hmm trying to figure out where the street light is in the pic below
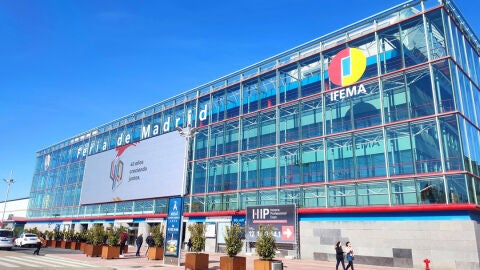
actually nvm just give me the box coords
[176,124,199,199]
[2,172,15,227]
[175,123,198,266]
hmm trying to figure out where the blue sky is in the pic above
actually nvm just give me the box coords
[1,0,479,200]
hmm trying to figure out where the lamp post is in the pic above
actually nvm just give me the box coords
[2,173,15,227]
[175,124,198,266]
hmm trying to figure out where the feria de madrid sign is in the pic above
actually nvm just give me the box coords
[68,47,368,161]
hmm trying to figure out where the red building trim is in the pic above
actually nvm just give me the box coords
[26,213,167,223]
[23,204,480,223]
[297,204,480,214]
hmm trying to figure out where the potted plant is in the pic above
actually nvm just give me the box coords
[253,225,278,270]
[85,225,104,257]
[45,230,54,247]
[61,230,73,249]
[185,223,209,270]
[220,223,246,270]
[52,230,62,248]
[78,230,88,251]
[147,224,165,260]
[71,231,81,250]
[101,226,121,259]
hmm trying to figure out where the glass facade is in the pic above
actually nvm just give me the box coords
[28,0,480,219]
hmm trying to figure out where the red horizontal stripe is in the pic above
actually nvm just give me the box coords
[20,204,480,223]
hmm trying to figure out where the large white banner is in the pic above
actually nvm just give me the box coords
[79,132,186,205]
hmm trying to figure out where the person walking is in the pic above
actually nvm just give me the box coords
[187,238,192,252]
[345,241,355,270]
[145,233,154,256]
[33,235,45,255]
[135,233,143,256]
[119,230,128,257]
[335,241,346,270]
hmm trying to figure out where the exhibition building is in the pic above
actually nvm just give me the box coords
[17,0,480,268]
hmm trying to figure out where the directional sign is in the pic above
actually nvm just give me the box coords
[245,204,297,244]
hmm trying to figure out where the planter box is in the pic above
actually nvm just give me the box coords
[101,246,120,259]
[61,241,72,249]
[147,247,164,260]
[80,242,87,252]
[124,245,128,253]
[220,256,246,270]
[51,240,61,248]
[84,244,102,257]
[49,240,55,248]
[253,259,272,270]
[46,240,53,247]
[70,242,80,250]
[185,253,209,270]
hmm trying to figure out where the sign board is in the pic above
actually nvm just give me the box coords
[245,204,296,244]
[164,197,183,257]
[80,132,185,205]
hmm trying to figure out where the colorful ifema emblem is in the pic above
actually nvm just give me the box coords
[328,47,367,87]
[110,157,124,190]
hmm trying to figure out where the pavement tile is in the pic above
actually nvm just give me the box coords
[44,245,415,270]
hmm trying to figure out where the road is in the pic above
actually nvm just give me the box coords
[0,247,110,269]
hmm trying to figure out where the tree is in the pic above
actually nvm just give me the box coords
[254,225,277,260]
[224,223,244,257]
[88,224,105,246]
[187,223,206,253]
[151,224,165,247]
[106,226,121,246]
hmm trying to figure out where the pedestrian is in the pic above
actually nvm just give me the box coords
[120,230,128,257]
[335,241,346,270]
[145,232,154,256]
[33,235,45,255]
[187,238,192,252]
[345,241,355,270]
[135,233,143,256]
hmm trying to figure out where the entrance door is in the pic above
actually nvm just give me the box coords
[127,223,139,246]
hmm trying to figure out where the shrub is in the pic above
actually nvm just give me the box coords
[254,225,277,261]
[224,223,244,257]
[106,226,121,246]
[46,230,54,240]
[88,224,105,246]
[187,223,206,253]
[53,230,62,240]
[63,230,74,241]
[151,224,165,248]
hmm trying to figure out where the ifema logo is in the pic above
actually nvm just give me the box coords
[109,143,136,191]
[110,158,124,191]
[328,47,367,101]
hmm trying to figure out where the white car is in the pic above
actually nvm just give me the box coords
[0,229,14,250]
[15,233,38,247]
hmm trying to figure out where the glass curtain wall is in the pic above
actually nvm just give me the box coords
[29,3,480,218]
[188,6,480,211]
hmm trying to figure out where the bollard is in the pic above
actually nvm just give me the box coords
[423,258,431,270]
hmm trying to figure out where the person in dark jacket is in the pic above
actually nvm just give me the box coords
[135,233,143,256]
[335,241,346,270]
[145,233,154,256]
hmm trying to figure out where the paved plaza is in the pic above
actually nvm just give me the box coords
[43,245,416,270]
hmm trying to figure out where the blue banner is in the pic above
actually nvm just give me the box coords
[164,197,183,257]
